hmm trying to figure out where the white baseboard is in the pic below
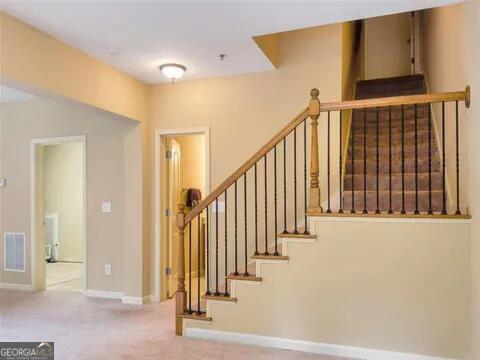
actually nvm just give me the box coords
[121,294,153,305]
[184,328,456,360]
[85,289,123,300]
[0,282,34,291]
[149,294,160,302]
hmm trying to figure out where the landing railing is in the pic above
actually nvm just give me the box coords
[174,86,470,334]
[316,87,470,216]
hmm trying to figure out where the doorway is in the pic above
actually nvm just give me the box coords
[154,128,209,301]
[31,136,86,292]
[364,12,412,79]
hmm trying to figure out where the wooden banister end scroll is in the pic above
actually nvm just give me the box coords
[175,203,187,336]
[308,89,323,213]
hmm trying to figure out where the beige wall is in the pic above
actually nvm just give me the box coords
[44,143,84,262]
[423,5,470,213]
[0,12,149,123]
[422,4,480,357]
[364,13,411,80]
[0,98,143,297]
[189,217,471,359]
[147,23,344,294]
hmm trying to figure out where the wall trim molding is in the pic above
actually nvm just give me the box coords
[310,215,471,225]
[121,295,153,305]
[184,328,457,360]
[153,127,211,302]
[30,135,87,292]
[85,289,123,300]
[0,282,34,291]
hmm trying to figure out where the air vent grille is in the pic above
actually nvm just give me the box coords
[4,232,25,272]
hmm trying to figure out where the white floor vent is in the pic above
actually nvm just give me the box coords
[4,232,25,272]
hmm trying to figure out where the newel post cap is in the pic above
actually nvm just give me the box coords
[309,88,320,116]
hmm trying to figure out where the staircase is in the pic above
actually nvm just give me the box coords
[343,75,443,213]
[174,84,470,354]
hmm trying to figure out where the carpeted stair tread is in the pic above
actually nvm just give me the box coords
[344,75,442,213]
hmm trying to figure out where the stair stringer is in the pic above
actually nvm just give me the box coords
[183,216,470,360]
[182,234,316,332]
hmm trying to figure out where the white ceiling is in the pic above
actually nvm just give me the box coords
[0,0,461,84]
[0,85,37,103]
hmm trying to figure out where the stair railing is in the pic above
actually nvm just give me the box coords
[314,86,470,216]
[174,86,470,335]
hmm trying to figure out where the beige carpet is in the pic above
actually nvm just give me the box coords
[0,289,351,360]
[46,262,83,292]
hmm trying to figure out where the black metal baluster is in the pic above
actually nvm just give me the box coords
[274,146,279,255]
[294,128,298,233]
[388,106,393,214]
[304,120,309,233]
[401,105,406,214]
[327,111,331,213]
[205,207,210,296]
[254,163,259,255]
[224,191,229,296]
[234,181,238,275]
[264,155,269,255]
[428,105,433,215]
[351,110,356,214]
[214,199,219,296]
[442,102,447,215]
[283,138,288,234]
[375,107,380,214]
[414,104,419,214]
[339,111,343,214]
[363,108,367,214]
[244,173,249,275]
[188,221,192,313]
[455,100,461,215]
[197,215,201,314]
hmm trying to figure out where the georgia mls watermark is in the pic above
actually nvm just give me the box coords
[0,342,54,360]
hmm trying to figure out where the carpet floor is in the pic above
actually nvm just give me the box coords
[0,289,351,360]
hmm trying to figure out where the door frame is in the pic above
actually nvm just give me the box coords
[153,127,210,302]
[44,213,59,260]
[30,135,87,292]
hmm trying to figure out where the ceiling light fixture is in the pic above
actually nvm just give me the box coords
[159,63,187,83]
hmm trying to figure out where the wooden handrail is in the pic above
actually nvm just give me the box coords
[184,108,310,225]
[318,86,470,113]
[183,86,470,225]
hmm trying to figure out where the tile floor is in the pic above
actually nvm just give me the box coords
[46,262,83,292]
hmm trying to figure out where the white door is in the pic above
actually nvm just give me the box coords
[364,12,412,80]
[166,139,181,298]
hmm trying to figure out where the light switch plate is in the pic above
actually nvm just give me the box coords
[102,202,112,213]
[0,178,6,188]
[104,264,111,276]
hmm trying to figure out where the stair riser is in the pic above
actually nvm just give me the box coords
[342,191,445,213]
[343,173,443,192]
[353,118,431,132]
[353,106,429,121]
[350,130,433,147]
[345,158,441,174]
[348,143,439,158]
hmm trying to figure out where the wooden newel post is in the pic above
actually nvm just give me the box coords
[175,203,187,336]
[308,88,322,213]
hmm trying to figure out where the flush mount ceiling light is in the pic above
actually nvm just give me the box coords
[159,63,187,83]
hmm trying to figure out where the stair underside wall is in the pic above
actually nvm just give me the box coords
[186,217,470,359]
